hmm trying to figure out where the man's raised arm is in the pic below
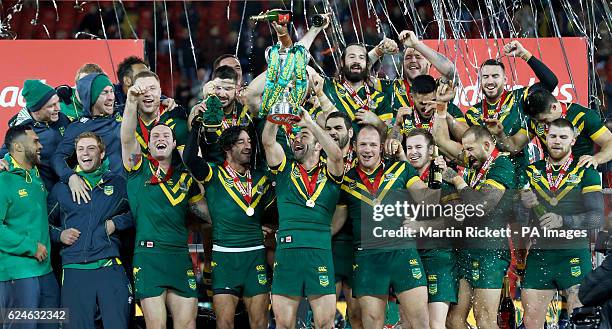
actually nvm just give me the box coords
[262,120,286,168]
[120,84,144,170]
[297,109,343,177]
[400,30,457,81]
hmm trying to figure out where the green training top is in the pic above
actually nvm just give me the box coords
[126,156,202,253]
[0,155,51,281]
[271,155,343,250]
[199,163,273,248]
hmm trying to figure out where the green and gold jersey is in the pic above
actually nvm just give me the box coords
[322,77,393,133]
[523,103,608,158]
[524,158,602,248]
[332,149,358,244]
[463,153,515,248]
[399,103,465,136]
[270,155,343,250]
[135,105,190,156]
[466,87,531,185]
[126,157,202,253]
[340,160,421,254]
[202,102,252,164]
[198,163,273,248]
[379,79,413,111]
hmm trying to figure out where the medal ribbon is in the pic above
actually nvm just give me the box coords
[356,164,384,196]
[419,164,430,183]
[138,104,166,143]
[148,156,173,185]
[484,90,508,120]
[469,149,500,188]
[545,154,573,192]
[223,161,252,204]
[402,79,415,107]
[412,111,435,132]
[342,80,372,111]
[298,164,320,197]
[344,148,354,173]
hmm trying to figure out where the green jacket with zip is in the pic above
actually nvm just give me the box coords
[0,154,51,281]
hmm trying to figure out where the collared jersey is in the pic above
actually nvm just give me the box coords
[466,87,532,185]
[126,157,202,253]
[332,150,358,244]
[198,163,273,248]
[270,155,343,250]
[524,159,601,248]
[523,103,608,158]
[322,77,393,133]
[340,160,421,254]
[400,103,465,135]
[462,154,515,248]
[135,105,190,156]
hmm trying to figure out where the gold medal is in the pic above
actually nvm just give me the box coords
[549,197,558,206]
[306,200,315,208]
[246,207,255,216]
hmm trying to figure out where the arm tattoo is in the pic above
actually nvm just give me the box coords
[442,167,459,183]
[458,184,505,216]
[190,203,211,224]
[130,153,142,166]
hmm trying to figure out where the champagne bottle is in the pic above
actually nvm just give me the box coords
[498,276,516,329]
[428,146,442,189]
[522,184,547,218]
[311,14,326,27]
[250,9,292,24]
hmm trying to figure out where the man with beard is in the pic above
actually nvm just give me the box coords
[0,80,70,191]
[262,109,344,329]
[183,124,273,329]
[0,126,60,329]
[519,118,603,329]
[188,66,252,163]
[130,71,189,156]
[53,73,120,204]
[323,111,362,328]
[438,126,516,329]
[48,132,133,329]
[402,128,459,329]
[320,43,393,133]
[121,81,210,329]
[491,88,612,169]
[333,125,439,329]
[388,75,465,144]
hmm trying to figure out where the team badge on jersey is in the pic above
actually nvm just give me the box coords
[472,269,480,281]
[428,283,438,295]
[258,274,267,285]
[319,275,330,287]
[536,123,546,136]
[411,268,422,279]
[570,266,581,277]
[104,186,114,196]
[188,278,197,290]
[567,174,580,184]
